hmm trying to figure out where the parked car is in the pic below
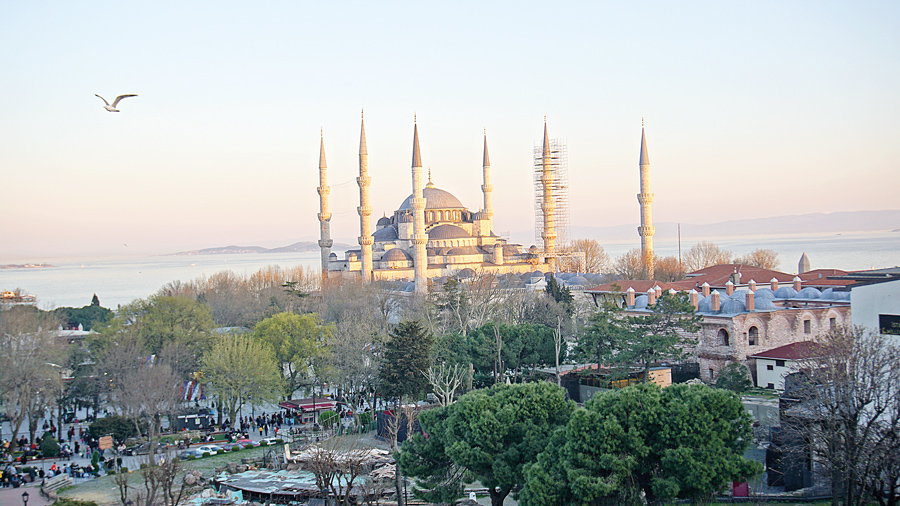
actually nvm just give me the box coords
[123,442,167,456]
[179,448,205,459]
[258,437,283,446]
[196,444,222,455]
[221,439,256,451]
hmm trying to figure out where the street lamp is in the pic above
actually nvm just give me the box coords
[22,490,29,506]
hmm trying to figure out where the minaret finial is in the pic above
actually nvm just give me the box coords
[428,167,432,183]
[642,116,644,127]
[361,108,364,119]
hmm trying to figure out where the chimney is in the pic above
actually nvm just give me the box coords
[711,290,721,311]
[793,276,802,292]
[725,279,734,296]
[770,277,779,291]
[689,289,699,310]
[626,287,635,307]
[668,288,677,296]
[702,282,710,298]
[747,290,755,311]
[655,285,663,298]
[748,279,757,291]
[647,288,656,306]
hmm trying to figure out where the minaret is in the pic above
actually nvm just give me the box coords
[637,118,655,279]
[482,130,494,227]
[410,118,428,294]
[541,118,557,271]
[357,110,374,282]
[316,130,333,273]
[798,252,810,274]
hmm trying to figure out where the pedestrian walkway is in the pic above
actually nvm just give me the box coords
[0,482,54,506]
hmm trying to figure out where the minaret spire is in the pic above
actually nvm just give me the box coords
[637,119,655,279]
[316,130,333,273]
[358,109,373,282]
[481,129,494,225]
[541,117,557,271]
[410,119,428,293]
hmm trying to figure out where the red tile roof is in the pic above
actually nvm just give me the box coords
[749,341,817,360]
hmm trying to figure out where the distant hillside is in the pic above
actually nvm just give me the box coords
[570,210,900,241]
[167,241,354,256]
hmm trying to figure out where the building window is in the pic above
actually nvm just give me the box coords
[767,383,775,389]
[804,319,811,334]
[748,326,758,346]
[767,364,774,371]
[830,317,836,329]
[776,360,785,367]
[709,368,715,380]
[717,328,730,346]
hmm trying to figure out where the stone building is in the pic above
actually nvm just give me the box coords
[586,266,853,383]
[317,116,560,292]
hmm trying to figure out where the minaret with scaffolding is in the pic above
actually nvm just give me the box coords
[534,119,569,271]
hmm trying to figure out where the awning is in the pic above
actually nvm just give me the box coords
[278,397,338,411]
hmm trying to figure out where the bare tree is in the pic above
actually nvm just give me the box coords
[682,241,733,272]
[423,363,466,407]
[612,248,647,280]
[734,248,780,270]
[654,255,685,282]
[785,326,900,506]
[559,239,611,273]
[0,306,65,451]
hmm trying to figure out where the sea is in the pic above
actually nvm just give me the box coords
[1,230,898,310]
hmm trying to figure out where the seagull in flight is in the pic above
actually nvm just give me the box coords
[95,93,137,112]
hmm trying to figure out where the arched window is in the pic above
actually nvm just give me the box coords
[717,328,730,346]
[438,211,443,221]
[748,326,759,346]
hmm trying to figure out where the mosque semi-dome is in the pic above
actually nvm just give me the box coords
[399,186,466,211]
[382,248,413,262]
[428,224,471,240]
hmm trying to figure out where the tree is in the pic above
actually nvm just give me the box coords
[733,248,780,270]
[438,382,575,506]
[397,405,466,504]
[252,311,332,399]
[379,320,433,401]
[520,383,762,506]
[53,301,112,331]
[573,300,630,373]
[560,239,610,273]
[429,272,505,337]
[613,248,647,280]
[0,306,66,452]
[545,275,573,309]
[784,326,900,506]
[201,334,283,430]
[619,292,700,381]
[715,362,753,394]
[682,241,733,272]
[91,295,214,376]
[653,255,685,282]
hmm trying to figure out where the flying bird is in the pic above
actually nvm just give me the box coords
[95,93,137,112]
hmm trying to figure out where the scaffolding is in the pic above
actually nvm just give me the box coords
[533,139,570,250]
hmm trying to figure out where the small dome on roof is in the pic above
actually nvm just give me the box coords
[428,224,471,240]
[634,294,649,309]
[329,252,337,259]
[774,286,799,299]
[569,275,588,286]
[447,246,481,255]
[457,268,476,279]
[821,288,835,299]
[376,215,392,227]
[755,298,776,310]
[798,287,822,299]
[755,288,776,299]
[721,297,746,314]
[698,295,712,312]
[382,248,412,262]
[373,226,398,241]
[399,186,466,211]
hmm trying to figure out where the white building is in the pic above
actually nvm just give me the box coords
[849,273,900,344]
[749,341,816,390]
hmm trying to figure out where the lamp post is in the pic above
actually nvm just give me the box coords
[22,490,29,506]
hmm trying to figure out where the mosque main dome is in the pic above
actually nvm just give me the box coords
[398,186,466,211]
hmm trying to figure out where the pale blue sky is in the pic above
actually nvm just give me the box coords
[1,1,898,262]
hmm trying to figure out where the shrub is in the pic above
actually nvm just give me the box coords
[715,362,753,394]
[231,446,240,452]
[120,467,129,473]
[54,499,100,506]
[217,449,225,454]
[87,415,142,442]
[357,412,372,426]
[41,430,60,458]
[202,452,210,457]
[258,441,268,447]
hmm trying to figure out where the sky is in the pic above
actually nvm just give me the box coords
[1,1,898,263]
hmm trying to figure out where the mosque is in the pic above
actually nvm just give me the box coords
[316,115,561,293]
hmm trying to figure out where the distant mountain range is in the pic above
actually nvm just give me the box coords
[570,210,900,241]
[166,241,354,256]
